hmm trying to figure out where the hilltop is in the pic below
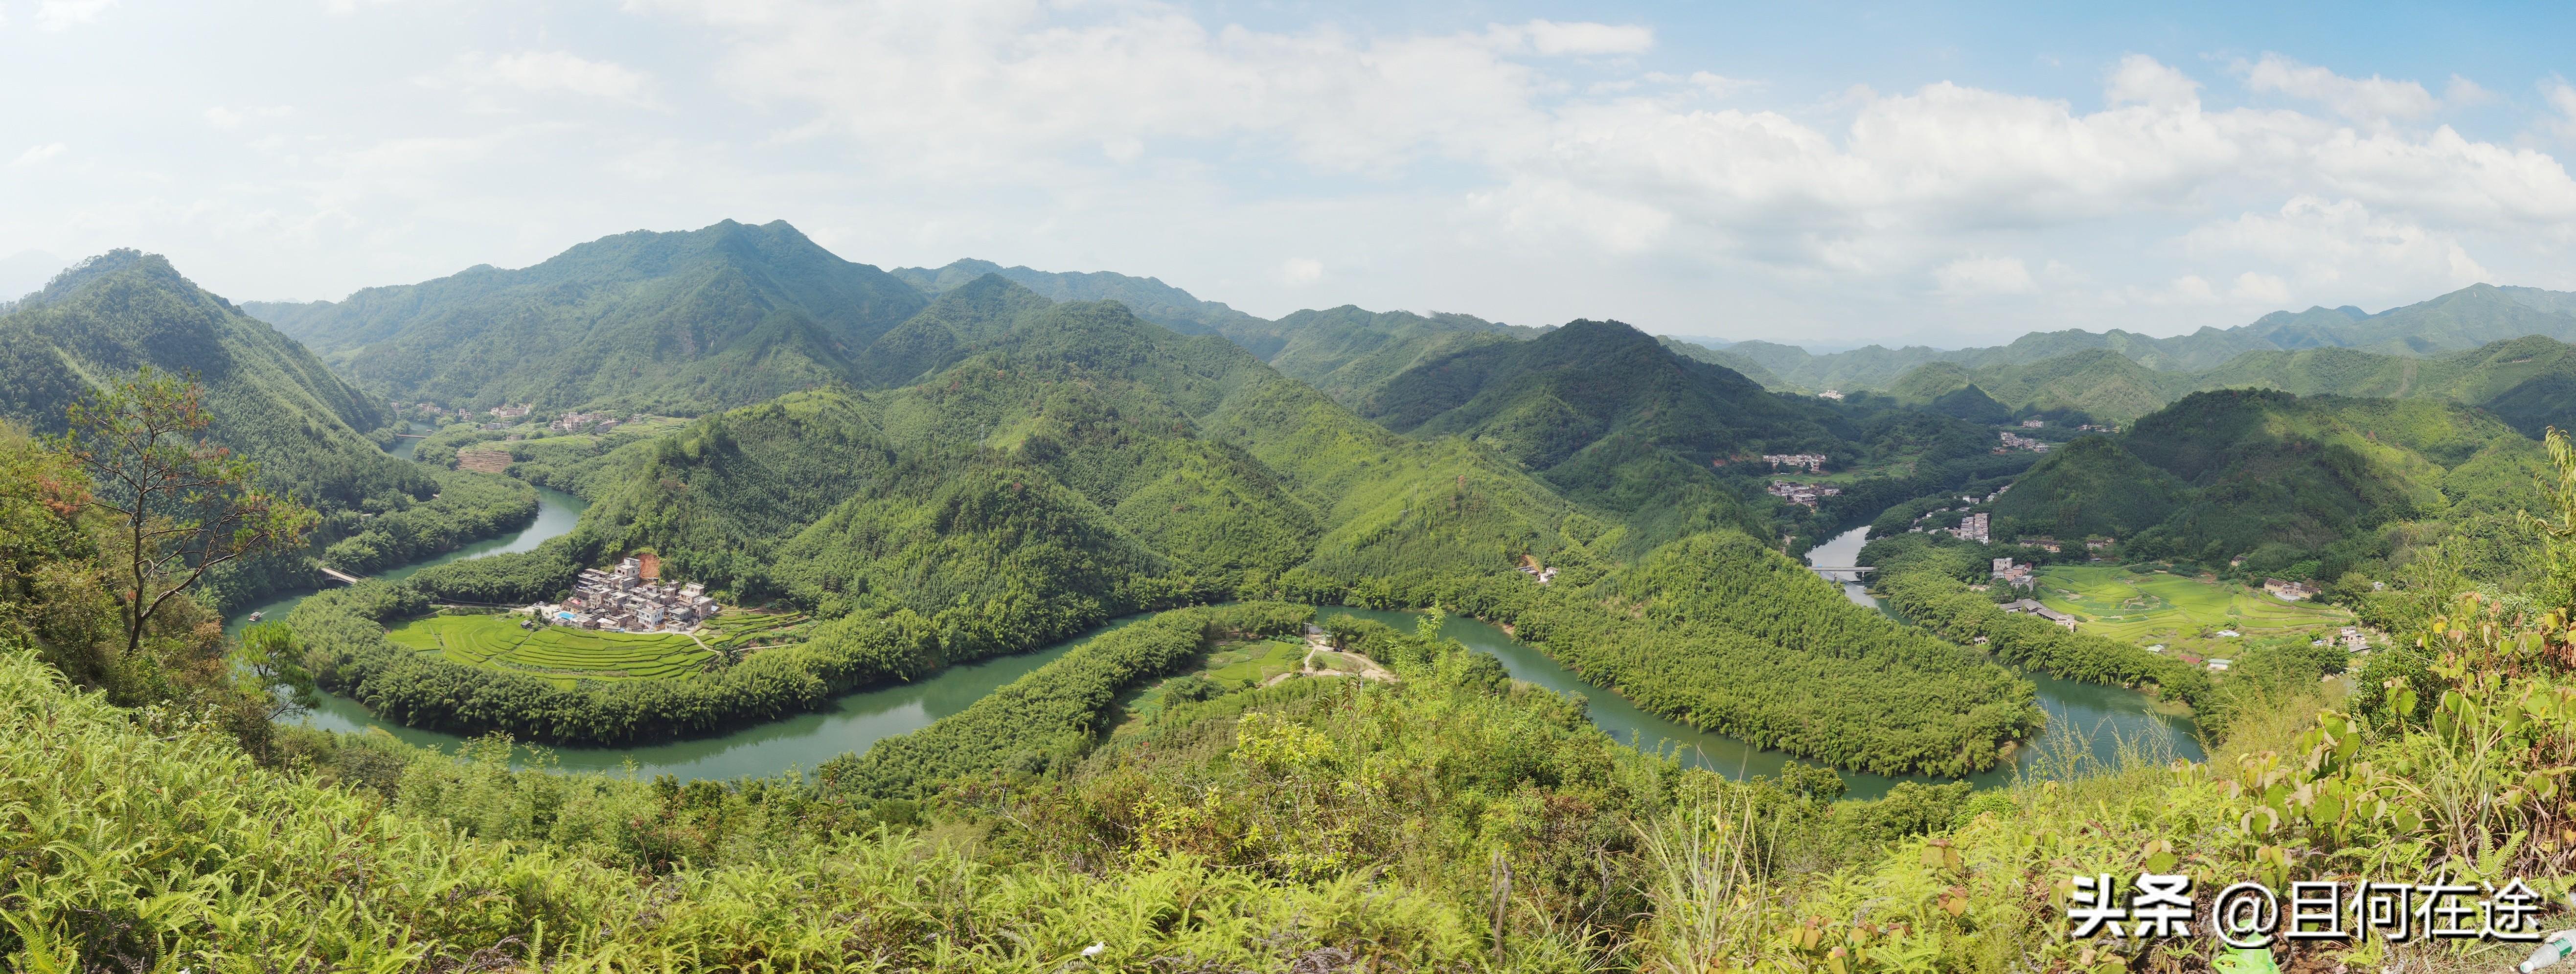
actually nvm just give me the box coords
[1994,389,2544,576]
[1357,319,1843,550]
[0,250,426,512]
[246,220,929,415]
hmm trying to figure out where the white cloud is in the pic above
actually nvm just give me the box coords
[12,143,65,167]
[205,105,293,129]
[2183,196,2489,297]
[1491,19,1654,57]
[428,51,653,104]
[2445,75,2496,108]
[34,0,115,30]
[2543,79,2576,143]
[1275,257,1323,285]
[1933,256,2037,296]
[2237,53,2437,123]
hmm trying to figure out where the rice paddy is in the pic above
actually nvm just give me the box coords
[2030,565,2351,661]
[385,613,716,687]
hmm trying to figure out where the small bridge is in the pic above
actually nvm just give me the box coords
[392,433,427,439]
[1808,566,1875,574]
[319,566,367,586]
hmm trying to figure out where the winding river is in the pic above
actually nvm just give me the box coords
[235,436,2199,793]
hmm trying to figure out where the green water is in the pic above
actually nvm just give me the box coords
[222,485,591,641]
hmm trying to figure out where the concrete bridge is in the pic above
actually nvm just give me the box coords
[319,566,366,586]
[1808,566,1875,574]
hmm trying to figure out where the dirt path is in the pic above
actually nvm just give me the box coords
[1264,635,1397,686]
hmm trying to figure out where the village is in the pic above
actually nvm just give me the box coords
[521,555,726,634]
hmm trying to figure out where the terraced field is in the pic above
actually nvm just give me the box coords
[385,613,715,687]
[699,612,813,655]
[2031,565,2350,661]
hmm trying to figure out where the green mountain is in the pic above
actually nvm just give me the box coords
[245,220,929,415]
[0,250,427,512]
[1672,283,2576,396]
[1888,334,2576,430]
[847,272,1055,387]
[888,258,1269,337]
[1887,350,2195,424]
[1995,389,2543,571]
[1251,306,1536,408]
[1658,335,1784,387]
[889,260,1542,410]
[1358,319,1846,550]
[584,298,1587,621]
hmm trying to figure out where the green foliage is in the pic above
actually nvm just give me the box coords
[0,253,425,523]
[1360,319,1846,551]
[1504,531,2042,776]
[318,469,537,574]
[818,602,1310,798]
[1999,389,2546,573]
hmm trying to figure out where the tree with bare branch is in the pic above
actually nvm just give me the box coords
[54,367,317,658]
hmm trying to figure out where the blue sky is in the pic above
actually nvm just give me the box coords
[5,1,2576,348]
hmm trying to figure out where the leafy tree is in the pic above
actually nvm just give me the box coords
[55,368,316,657]
[234,622,317,720]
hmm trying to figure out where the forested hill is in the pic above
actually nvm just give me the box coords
[1358,318,1843,552]
[0,250,428,512]
[242,220,928,415]
[889,258,1269,337]
[1673,282,2576,396]
[889,259,1543,410]
[1880,333,2576,430]
[1993,389,2544,573]
[579,297,1586,622]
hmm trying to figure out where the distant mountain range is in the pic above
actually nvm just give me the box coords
[1671,283,2576,396]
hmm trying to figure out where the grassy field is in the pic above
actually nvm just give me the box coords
[1114,638,1310,727]
[385,613,716,687]
[697,612,813,655]
[2030,565,2350,662]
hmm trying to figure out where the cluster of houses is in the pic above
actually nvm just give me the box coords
[1931,512,1990,544]
[1767,480,1844,507]
[2019,419,2044,429]
[1996,431,2052,453]
[2076,423,2119,433]
[2264,577,2324,601]
[525,557,723,634]
[548,411,620,434]
[1515,555,1559,585]
[1817,389,1845,401]
[1760,453,1829,473]
[488,404,532,419]
[1991,557,2036,589]
[2002,598,2078,630]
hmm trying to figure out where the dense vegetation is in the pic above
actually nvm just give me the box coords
[817,601,1310,798]
[1361,319,1840,552]
[0,251,423,512]
[1506,532,2041,776]
[17,349,2576,970]
[317,469,537,574]
[1994,389,2545,576]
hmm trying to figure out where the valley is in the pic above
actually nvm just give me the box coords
[6,221,2569,971]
